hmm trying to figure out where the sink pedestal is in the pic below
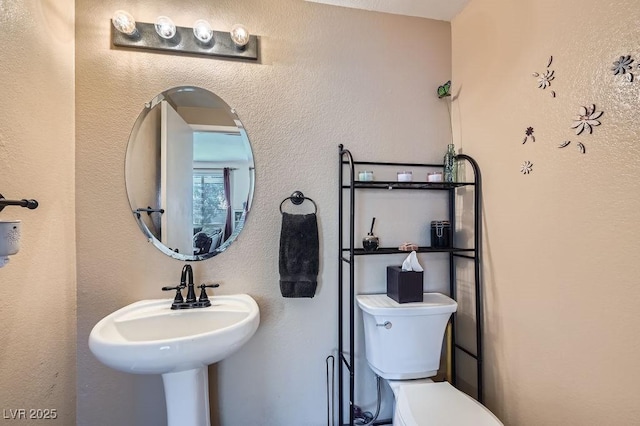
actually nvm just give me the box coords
[89,295,260,426]
[162,367,210,426]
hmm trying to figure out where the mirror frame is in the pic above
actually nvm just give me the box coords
[125,86,255,261]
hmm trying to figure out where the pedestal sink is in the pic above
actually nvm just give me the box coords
[89,294,260,426]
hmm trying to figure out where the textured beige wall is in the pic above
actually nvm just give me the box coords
[75,1,451,425]
[452,0,640,424]
[0,0,76,424]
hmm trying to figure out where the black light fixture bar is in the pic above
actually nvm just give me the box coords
[111,22,259,61]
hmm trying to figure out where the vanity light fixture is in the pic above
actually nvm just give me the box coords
[110,10,258,61]
[154,16,177,40]
[112,10,138,37]
[229,24,250,48]
[193,19,214,44]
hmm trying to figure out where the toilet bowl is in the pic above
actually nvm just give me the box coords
[393,381,502,426]
[356,293,502,426]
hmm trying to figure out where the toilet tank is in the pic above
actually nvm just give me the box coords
[356,293,457,380]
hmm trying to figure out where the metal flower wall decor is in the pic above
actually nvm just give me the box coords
[518,54,610,166]
[612,55,637,82]
[558,140,587,154]
[520,161,533,175]
[532,56,556,97]
[553,104,603,154]
[522,127,535,144]
[551,104,602,155]
[577,142,586,154]
[571,104,603,135]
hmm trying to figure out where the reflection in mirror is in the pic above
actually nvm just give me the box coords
[125,86,255,261]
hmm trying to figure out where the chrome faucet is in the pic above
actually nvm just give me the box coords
[162,264,220,310]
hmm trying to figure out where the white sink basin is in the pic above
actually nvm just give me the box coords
[89,294,260,375]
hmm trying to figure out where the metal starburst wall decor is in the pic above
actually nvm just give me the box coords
[557,140,586,154]
[571,104,603,135]
[611,55,636,82]
[522,127,535,144]
[520,161,533,175]
[515,54,617,165]
[532,56,556,97]
[554,105,602,155]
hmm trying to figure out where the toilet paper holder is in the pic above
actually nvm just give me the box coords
[0,193,38,268]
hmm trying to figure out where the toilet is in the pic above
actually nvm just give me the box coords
[356,293,502,426]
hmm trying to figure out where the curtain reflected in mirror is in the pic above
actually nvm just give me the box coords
[125,86,255,261]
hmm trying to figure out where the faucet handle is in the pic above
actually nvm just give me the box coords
[162,285,185,304]
[198,283,220,303]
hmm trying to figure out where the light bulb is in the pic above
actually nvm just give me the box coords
[193,19,214,44]
[230,24,250,48]
[112,10,137,36]
[155,16,176,40]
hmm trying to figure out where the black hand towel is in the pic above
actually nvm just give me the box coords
[279,212,319,298]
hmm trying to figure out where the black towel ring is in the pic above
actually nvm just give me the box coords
[279,191,317,214]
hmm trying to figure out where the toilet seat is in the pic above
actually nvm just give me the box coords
[393,382,502,426]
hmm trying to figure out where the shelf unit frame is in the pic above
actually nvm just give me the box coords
[337,145,484,426]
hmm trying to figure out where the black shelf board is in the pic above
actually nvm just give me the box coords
[343,159,443,168]
[343,246,475,255]
[342,181,475,190]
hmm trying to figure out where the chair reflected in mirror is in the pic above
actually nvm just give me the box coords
[193,228,223,255]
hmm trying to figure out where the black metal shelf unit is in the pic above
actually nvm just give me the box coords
[337,144,484,426]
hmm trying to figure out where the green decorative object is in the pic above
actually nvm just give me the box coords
[443,144,457,182]
[437,80,451,98]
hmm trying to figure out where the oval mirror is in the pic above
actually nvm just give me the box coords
[125,86,255,261]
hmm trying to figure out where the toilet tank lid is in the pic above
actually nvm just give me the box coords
[356,293,457,316]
